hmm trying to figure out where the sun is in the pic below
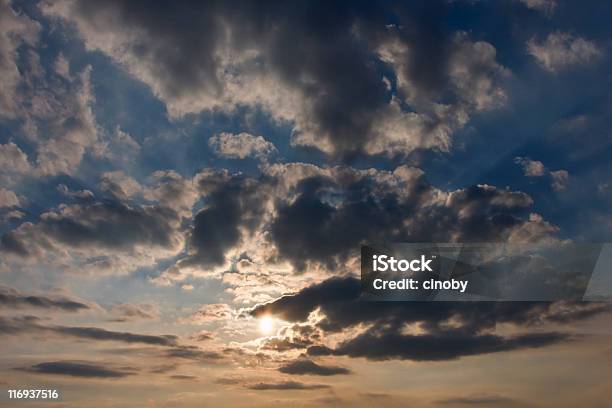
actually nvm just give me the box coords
[258,316,275,335]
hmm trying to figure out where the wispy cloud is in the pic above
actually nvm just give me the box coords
[0,286,89,312]
[19,361,137,378]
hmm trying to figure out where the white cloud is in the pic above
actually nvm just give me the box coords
[33,66,98,176]
[528,32,602,72]
[57,184,94,200]
[514,157,570,192]
[53,52,72,80]
[0,142,32,184]
[0,1,100,178]
[4,210,25,221]
[209,132,277,160]
[99,171,142,199]
[187,303,235,324]
[448,33,510,112]
[92,126,141,166]
[0,188,20,208]
[142,170,199,216]
[0,50,99,178]
[108,303,159,322]
[518,0,557,16]
[550,169,569,191]
[0,0,40,118]
[514,157,546,177]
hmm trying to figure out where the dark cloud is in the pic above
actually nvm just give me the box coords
[0,315,42,335]
[0,231,30,257]
[215,377,243,385]
[316,330,567,361]
[252,277,362,322]
[435,394,518,406]
[253,277,612,333]
[44,0,507,157]
[269,169,535,271]
[164,345,224,361]
[42,201,179,250]
[278,359,350,376]
[150,364,178,374]
[20,361,136,378]
[247,381,330,391]
[0,315,178,346]
[0,285,89,312]
[0,199,181,260]
[149,164,548,284]
[360,392,393,399]
[253,277,610,361]
[177,171,266,267]
[54,326,177,346]
[170,375,197,381]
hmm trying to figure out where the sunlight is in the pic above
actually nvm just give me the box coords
[258,316,275,335]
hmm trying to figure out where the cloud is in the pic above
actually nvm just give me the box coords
[266,165,536,271]
[518,0,556,16]
[99,170,198,214]
[163,346,223,361]
[528,32,602,72]
[0,315,178,346]
[514,157,546,177]
[247,381,330,391]
[514,158,570,192]
[2,49,98,177]
[57,184,94,201]
[0,0,40,119]
[4,210,25,222]
[0,0,101,178]
[160,170,267,276]
[170,374,197,381]
[152,163,549,290]
[0,198,184,275]
[54,52,72,80]
[99,171,142,200]
[278,359,350,376]
[31,65,98,176]
[43,1,509,158]
[190,330,213,342]
[252,277,361,322]
[0,188,20,208]
[435,393,518,406]
[315,329,567,362]
[260,323,322,352]
[252,277,611,362]
[0,142,32,185]
[107,303,158,322]
[52,326,177,346]
[550,169,569,192]
[142,170,199,214]
[0,285,89,312]
[209,132,277,160]
[92,126,141,166]
[187,303,234,324]
[20,361,136,378]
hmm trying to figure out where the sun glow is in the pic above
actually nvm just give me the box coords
[259,316,275,335]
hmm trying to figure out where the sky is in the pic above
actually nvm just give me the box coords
[1,0,612,407]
